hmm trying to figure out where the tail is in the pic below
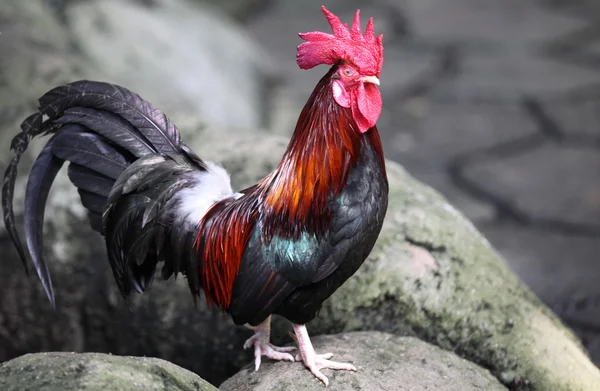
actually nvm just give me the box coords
[2,80,201,307]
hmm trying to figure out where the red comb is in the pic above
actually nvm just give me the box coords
[297,6,383,76]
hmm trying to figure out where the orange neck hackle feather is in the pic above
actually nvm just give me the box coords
[258,64,384,239]
[195,64,385,310]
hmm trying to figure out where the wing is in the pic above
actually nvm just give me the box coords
[225,223,300,326]
[226,212,358,326]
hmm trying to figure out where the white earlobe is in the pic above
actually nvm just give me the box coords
[332,80,351,108]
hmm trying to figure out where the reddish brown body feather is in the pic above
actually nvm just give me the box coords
[194,195,258,309]
[195,64,385,310]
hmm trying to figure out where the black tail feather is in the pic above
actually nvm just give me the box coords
[107,155,168,205]
[88,213,103,233]
[67,164,114,198]
[2,80,206,307]
[51,130,129,180]
[105,197,148,296]
[78,190,108,217]
[102,152,202,298]
[2,114,45,274]
[38,81,182,156]
[23,130,70,308]
[128,255,158,294]
[128,180,188,261]
[55,107,157,158]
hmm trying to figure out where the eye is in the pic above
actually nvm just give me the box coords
[343,68,353,76]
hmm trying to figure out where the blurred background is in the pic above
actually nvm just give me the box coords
[1,0,600,372]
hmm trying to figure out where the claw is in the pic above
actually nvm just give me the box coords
[303,353,357,387]
[243,316,296,371]
[247,341,295,371]
[292,324,357,387]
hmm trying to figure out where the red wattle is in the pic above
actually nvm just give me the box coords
[352,83,382,133]
[351,103,370,133]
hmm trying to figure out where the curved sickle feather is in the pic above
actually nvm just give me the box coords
[2,113,45,274]
[39,81,181,156]
[3,133,31,274]
[54,107,157,157]
[23,128,81,307]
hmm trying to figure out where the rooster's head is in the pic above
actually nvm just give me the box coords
[296,6,384,133]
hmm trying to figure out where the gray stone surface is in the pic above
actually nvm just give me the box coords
[540,91,600,138]
[464,144,600,226]
[194,0,273,21]
[66,0,277,131]
[0,352,217,391]
[480,224,600,307]
[220,332,508,391]
[0,0,85,166]
[0,0,278,144]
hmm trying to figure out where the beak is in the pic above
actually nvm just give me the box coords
[361,75,380,86]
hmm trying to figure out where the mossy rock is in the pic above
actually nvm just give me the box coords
[0,352,216,391]
[1,127,600,389]
[221,331,508,391]
[199,131,600,391]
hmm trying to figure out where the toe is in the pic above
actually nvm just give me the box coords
[266,350,295,362]
[254,346,262,371]
[309,367,329,387]
[318,360,356,372]
[269,344,296,353]
[243,335,257,350]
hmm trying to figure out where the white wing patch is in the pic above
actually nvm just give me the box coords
[176,161,240,225]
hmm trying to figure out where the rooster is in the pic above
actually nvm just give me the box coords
[2,6,387,386]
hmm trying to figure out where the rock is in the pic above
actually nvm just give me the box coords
[0,0,277,147]
[220,331,508,391]
[66,0,278,131]
[0,0,87,169]
[0,352,216,391]
[463,144,600,227]
[1,127,599,389]
[195,0,273,21]
[204,133,600,391]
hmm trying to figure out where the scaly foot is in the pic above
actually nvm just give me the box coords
[292,324,356,387]
[243,316,296,371]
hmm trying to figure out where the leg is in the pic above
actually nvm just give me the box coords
[243,315,296,371]
[292,324,356,387]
